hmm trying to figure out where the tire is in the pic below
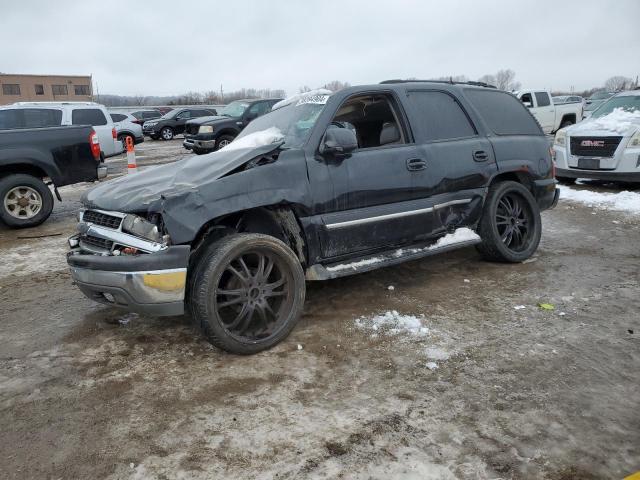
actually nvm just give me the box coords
[556,176,576,185]
[189,233,306,354]
[150,134,160,140]
[215,135,235,150]
[160,127,174,141]
[118,133,133,150]
[0,174,54,228]
[475,181,542,263]
[560,120,574,129]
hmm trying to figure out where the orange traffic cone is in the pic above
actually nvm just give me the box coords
[126,136,137,174]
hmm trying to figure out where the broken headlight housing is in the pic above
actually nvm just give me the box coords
[121,214,164,244]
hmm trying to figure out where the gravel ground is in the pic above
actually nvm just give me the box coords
[0,138,638,479]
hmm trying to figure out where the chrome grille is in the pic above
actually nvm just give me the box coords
[570,136,622,158]
[81,235,113,250]
[83,210,122,229]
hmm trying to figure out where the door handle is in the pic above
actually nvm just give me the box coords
[473,150,489,162]
[406,158,427,171]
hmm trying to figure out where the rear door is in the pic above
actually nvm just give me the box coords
[533,91,555,133]
[404,89,495,236]
[71,107,116,156]
[173,110,192,133]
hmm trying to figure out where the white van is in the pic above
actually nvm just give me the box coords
[0,102,123,158]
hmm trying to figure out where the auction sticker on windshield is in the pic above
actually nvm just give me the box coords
[296,94,331,106]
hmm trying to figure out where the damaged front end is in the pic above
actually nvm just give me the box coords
[67,209,189,316]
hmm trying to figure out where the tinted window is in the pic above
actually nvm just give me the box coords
[110,113,127,122]
[0,108,62,129]
[72,108,107,126]
[52,84,68,95]
[74,85,91,95]
[535,92,550,107]
[2,84,21,95]
[407,91,476,141]
[464,89,542,135]
[248,102,271,117]
[143,111,160,119]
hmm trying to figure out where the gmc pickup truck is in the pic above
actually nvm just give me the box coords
[68,81,558,354]
[0,126,106,227]
[515,89,583,133]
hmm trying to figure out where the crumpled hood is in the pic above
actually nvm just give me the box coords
[82,142,282,213]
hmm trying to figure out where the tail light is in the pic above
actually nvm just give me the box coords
[112,127,117,139]
[90,130,101,159]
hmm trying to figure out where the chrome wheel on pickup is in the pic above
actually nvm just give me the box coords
[0,174,54,228]
[189,233,305,354]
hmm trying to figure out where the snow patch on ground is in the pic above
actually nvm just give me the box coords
[326,256,383,272]
[220,127,283,151]
[571,108,640,134]
[393,228,480,257]
[0,236,68,279]
[355,310,429,337]
[561,186,640,214]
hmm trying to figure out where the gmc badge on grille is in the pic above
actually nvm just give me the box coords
[581,140,605,147]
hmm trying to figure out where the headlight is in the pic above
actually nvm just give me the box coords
[198,125,214,134]
[554,129,567,147]
[122,214,164,243]
[627,131,640,149]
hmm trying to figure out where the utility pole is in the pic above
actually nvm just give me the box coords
[220,84,223,104]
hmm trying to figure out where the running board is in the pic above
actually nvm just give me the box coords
[305,237,481,281]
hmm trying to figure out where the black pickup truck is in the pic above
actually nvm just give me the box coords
[183,99,281,154]
[0,126,106,228]
[68,82,558,354]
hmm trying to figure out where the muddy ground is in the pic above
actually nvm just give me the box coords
[0,139,638,479]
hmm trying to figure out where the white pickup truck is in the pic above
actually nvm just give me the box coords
[514,89,583,134]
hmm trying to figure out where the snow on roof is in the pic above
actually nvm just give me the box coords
[572,107,640,134]
[271,89,332,111]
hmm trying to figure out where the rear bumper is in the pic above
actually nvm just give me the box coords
[67,245,190,316]
[533,178,559,210]
[97,166,108,179]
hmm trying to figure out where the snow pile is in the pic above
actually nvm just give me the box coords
[355,310,429,337]
[271,89,332,110]
[326,256,383,272]
[571,108,640,134]
[393,227,480,258]
[219,127,283,152]
[561,186,640,214]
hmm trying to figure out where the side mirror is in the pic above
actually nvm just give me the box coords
[522,101,533,108]
[320,127,358,156]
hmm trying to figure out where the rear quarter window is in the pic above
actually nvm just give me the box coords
[464,89,542,135]
[110,113,127,122]
[72,108,108,126]
[407,90,476,141]
[0,108,62,129]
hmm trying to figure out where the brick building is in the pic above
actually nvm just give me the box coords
[0,73,93,105]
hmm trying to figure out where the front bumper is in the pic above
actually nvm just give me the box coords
[556,167,640,183]
[68,245,190,316]
[553,140,640,182]
[183,135,216,151]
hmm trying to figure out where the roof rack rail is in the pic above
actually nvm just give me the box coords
[379,79,497,89]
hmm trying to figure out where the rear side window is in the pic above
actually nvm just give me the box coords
[535,92,551,107]
[464,89,542,135]
[110,113,127,122]
[72,108,107,126]
[0,108,62,129]
[407,91,476,141]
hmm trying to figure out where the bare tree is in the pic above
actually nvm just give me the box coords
[604,76,633,92]
[298,86,311,93]
[477,74,496,87]
[495,69,520,91]
[323,80,351,92]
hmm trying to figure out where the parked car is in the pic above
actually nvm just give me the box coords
[129,109,162,126]
[0,102,122,158]
[109,112,144,148]
[553,90,640,183]
[552,95,583,105]
[514,89,582,133]
[67,81,558,354]
[142,107,216,140]
[0,125,105,227]
[583,91,615,119]
[183,99,282,154]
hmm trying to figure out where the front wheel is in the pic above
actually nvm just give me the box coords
[215,135,235,150]
[189,233,306,354]
[0,174,54,228]
[476,181,542,263]
[160,127,174,141]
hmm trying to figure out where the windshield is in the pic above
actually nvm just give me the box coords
[591,95,640,118]
[160,109,179,119]
[234,100,329,148]
[590,91,613,101]
[218,101,249,118]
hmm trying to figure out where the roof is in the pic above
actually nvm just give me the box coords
[11,101,100,106]
[380,79,497,89]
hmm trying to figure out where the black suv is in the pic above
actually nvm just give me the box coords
[68,82,559,354]
[143,107,216,140]
[183,99,281,154]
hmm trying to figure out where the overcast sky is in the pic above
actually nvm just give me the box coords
[2,0,639,96]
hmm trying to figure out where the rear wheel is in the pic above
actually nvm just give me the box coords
[0,174,54,228]
[560,119,574,129]
[118,133,133,150]
[215,135,235,150]
[476,181,541,263]
[160,127,174,141]
[189,233,305,354]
